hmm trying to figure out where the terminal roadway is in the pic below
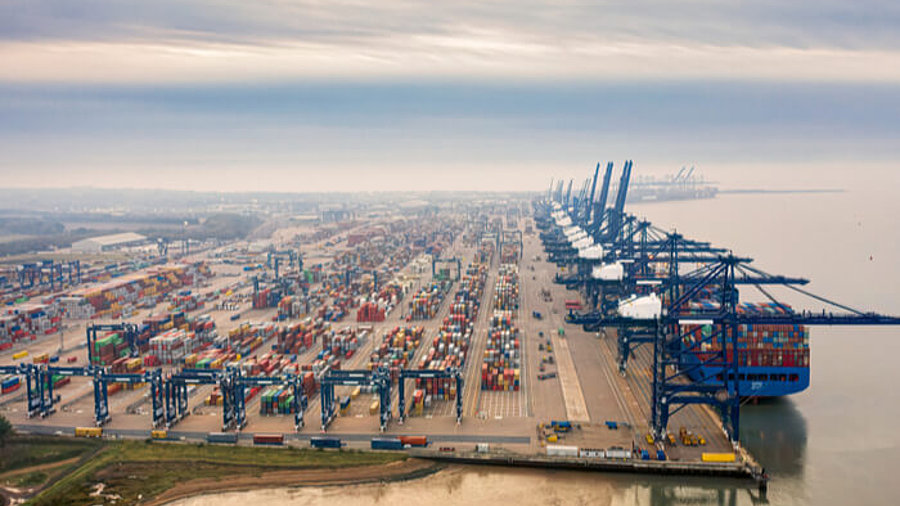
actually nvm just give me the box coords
[14,424,530,445]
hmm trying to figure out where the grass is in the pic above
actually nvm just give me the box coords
[29,439,407,505]
[9,471,48,488]
[0,436,102,473]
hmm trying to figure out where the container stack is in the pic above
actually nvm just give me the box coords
[482,264,521,391]
[259,387,296,415]
[368,326,425,381]
[482,310,521,391]
[92,331,131,366]
[110,356,145,390]
[500,243,520,264]
[2,375,21,394]
[492,265,519,311]
[356,301,386,322]
[681,315,810,368]
[409,388,425,416]
[169,291,203,313]
[0,301,63,348]
[475,242,494,264]
[149,329,197,365]
[413,263,486,401]
[322,327,363,359]
[278,318,330,355]
[67,263,210,320]
[408,281,452,320]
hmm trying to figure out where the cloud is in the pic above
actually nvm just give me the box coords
[2,1,900,83]
[0,81,897,192]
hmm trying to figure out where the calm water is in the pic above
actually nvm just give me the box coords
[174,180,900,505]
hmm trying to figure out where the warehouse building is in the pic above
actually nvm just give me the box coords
[71,232,147,254]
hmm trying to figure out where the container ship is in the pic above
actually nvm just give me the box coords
[679,302,810,397]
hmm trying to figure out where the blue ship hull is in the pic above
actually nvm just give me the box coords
[683,361,810,397]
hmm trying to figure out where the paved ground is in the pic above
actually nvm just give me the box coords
[2,215,734,461]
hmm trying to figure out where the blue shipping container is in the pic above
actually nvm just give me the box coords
[370,438,404,450]
[310,436,342,449]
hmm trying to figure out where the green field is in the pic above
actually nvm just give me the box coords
[15,437,406,505]
[0,436,102,473]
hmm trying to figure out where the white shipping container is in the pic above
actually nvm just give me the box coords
[546,445,579,457]
[579,448,605,458]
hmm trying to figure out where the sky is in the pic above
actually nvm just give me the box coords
[1,1,899,191]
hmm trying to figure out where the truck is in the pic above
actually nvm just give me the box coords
[538,372,557,381]
[371,437,404,450]
[253,433,285,445]
[207,432,239,444]
[532,311,542,320]
[399,435,428,447]
[75,427,102,438]
[310,436,342,449]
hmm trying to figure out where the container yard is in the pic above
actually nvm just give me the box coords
[5,171,900,500]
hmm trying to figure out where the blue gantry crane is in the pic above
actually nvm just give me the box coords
[86,323,142,362]
[0,363,43,418]
[542,161,900,443]
[432,257,462,281]
[16,260,81,290]
[397,368,463,424]
[320,368,392,432]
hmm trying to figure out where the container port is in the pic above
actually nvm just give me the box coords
[3,163,900,502]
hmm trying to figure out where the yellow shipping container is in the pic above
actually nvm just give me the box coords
[75,427,102,438]
[701,453,736,463]
[369,400,380,415]
[12,351,28,360]
[351,386,361,399]
[151,430,168,439]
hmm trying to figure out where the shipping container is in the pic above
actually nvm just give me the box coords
[207,432,239,444]
[398,435,427,447]
[370,437,404,450]
[606,447,632,460]
[253,433,285,445]
[310,436,342,449]
[546,445,579,457]
[701,452,736,463]
[75,427,102,438]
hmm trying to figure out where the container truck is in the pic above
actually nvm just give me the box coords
[75,427,102,438]
[253,433,285,445]
[398,435,428,447]
[370,438,404,450]
[310,436,342,449]
[207,432,239,444]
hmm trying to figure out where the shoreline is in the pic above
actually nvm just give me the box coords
[147,458,442,506]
